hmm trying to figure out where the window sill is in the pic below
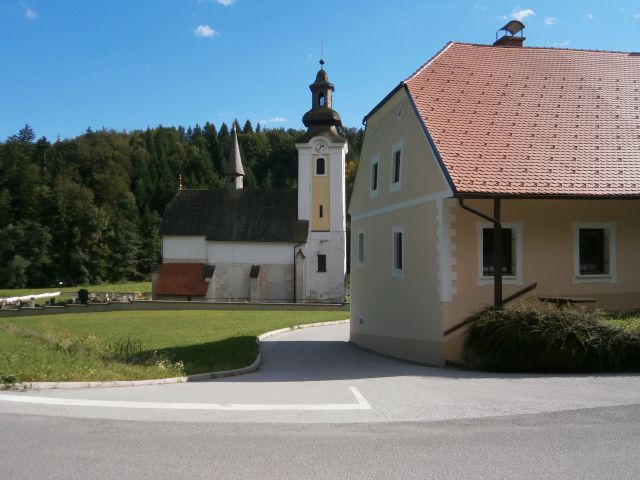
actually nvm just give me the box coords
[477,275,523,287]
[389,183,401,193]
[392,269,404,280]
[572,274,618,285]
[369,190,379,199]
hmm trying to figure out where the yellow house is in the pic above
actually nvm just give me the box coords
[349,24,640,366]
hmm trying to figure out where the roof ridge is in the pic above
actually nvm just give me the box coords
[404,41,455,83]
[450,41,640,56]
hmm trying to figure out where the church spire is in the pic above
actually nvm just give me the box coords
[302,60,342,137]
[226,125,245,190]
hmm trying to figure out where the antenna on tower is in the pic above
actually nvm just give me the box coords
[320,36,325,69]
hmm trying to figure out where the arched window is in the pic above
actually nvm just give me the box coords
[316,157,325,175]
[318,92,325,107]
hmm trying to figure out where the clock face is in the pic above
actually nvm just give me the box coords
[314,141,327,154]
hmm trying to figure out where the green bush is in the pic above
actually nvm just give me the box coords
[463,302,640,372]
[1,373,17,389]
[78,288,89,304]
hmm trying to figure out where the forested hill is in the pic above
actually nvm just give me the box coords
[0,122,363,289]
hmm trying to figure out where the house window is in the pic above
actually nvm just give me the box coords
[476,221,523,286]
[319,205,323,218]
[392,150,401,184]
[390,139,404,192]
[317,254,327,272]
[316,157,325,175]
[392,227,404,278]
[482,228,514,276]
[357,231,365,266]
[572,222,617,284]
[371,163,378,191]
[370,154,380,198]
[579,229,606,274]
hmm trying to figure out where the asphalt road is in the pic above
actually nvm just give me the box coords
[1,322,640,478]
[1,405,639,479]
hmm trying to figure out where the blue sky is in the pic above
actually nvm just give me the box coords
[2,0,640,140]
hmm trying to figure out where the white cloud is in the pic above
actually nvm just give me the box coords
[474,1,487,11]
[633,13,640,19]
[544,16,557,25]
[512,8,535,21]
[554,41,570,47]
[258,117,286,125]
[194,24,217,38]
[24,8,37,19]
[587,13,594,20]
[198,0,236,5]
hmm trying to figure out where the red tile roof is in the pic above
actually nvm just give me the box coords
[155,263,209,297]
[403,42,640,197]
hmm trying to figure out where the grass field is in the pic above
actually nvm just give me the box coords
[0,310,349,383]
[601,312,640,332]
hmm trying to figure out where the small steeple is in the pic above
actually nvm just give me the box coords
[302,60,343,138]
[226,125,245,190]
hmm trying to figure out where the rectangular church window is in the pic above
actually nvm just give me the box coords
[318,254,327,272]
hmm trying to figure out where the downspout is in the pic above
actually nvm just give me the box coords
[293,242,305,303]
[457,198,503,310]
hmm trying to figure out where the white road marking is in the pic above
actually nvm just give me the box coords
[0,386,372,411]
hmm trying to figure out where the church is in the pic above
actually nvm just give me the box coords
[152,62,347,303]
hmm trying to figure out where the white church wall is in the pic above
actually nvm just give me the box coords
[207,242,293,265]
[208,263,294,302]
[163,236,207,262]
[329,143,348,232]
[297,148,312,221]
[205,242,295,302]
[303,231,346,303]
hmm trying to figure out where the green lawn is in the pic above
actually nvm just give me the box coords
[0,310,349,383]
[600,313,640,332]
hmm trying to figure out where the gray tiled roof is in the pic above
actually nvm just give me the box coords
[160,188,309,243]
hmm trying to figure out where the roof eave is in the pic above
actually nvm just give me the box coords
[402,83,458,196]
[454,192,640,200]
[362,82,404,125]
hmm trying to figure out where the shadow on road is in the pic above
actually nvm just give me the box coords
[213,340,640,383]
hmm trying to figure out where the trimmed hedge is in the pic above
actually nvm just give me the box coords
[463,302,640,372]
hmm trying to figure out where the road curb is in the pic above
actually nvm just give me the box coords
[16,319,350,390]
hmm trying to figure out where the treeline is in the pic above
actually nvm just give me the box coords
[0,122,362,288]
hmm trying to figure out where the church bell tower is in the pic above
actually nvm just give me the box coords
[295,60,348,303]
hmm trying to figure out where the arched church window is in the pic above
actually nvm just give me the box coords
[316,157,325,175]
[318,92,325,107]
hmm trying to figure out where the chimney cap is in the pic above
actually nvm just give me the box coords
[498,20,525,37]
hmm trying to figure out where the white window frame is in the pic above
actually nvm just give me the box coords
[391,226,404,279]
[475,221,524,286]
[389,139,404,193]
[572,222,617,284]
[369,154,380,198]
[317,253,327,273]
[315,157,327,176]
[357,229,365,268]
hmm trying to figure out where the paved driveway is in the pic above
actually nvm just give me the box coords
[1,322,640,424]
